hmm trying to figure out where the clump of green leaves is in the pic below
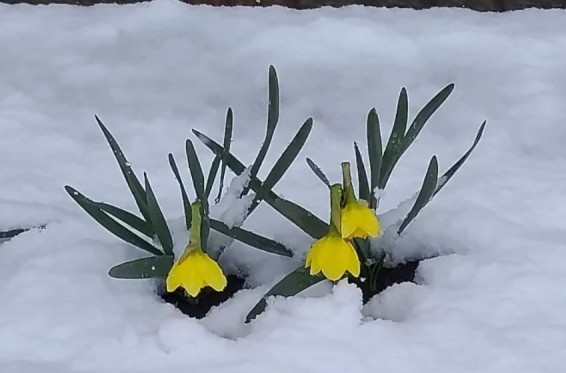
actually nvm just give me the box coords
[65,116,176,278]
[240,84,486,322]
[192,67,325,239]
[66,66,486,322]
[65,65,315,283]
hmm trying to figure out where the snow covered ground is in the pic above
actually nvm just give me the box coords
[1,1,566,372]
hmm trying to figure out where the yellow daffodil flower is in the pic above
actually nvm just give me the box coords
[341,198,382,239]
[166,201,227,297]
[305,183,361,281]
[306,226,360,280]
[340,162,382,239]
[166,248,227,296]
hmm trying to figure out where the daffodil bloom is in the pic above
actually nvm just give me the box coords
[340,162,382,239]
[341,198,382,239]
[166,247,227,296]
[305,183,361,281]
[166,201,227,297]
[306,226,360,280]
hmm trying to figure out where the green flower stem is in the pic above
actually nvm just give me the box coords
[179,201,204,262]
[329,184,343,232]
[189,201,202,248]
[341,161,357,204]
[341,162,352,189]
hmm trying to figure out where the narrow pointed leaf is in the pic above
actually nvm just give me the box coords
[168,153,192,230]
[210,219,293,257]
[193,129,246,173]
[402,84,454,154]
[193,129,327,239]
[65,186,162,256]
[94,202,152,238]
[366,109,383,207]
[379,89,408,189]
[251,118,313,212]
[306,157,330,188]
[260,118,312,196]
[95,116,152,226]
[144,174,174,255]
[205,155,221,199]
[200,200,211,252]
[353,142,370,202]
[246,266,324,322]
[185,139,205,201]
[245,65,279,195]
[398,156,439,234]
[434,121,486,196]
[108,256,174,279]
[272,198,328,239]
[217,108,233,203]
[193,130,264,196]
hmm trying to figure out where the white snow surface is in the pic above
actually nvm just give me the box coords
[1,1,566,372]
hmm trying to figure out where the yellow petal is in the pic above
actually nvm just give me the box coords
[318,235,357,281]
[305,245,315,268]
[165,262,183,292]
[340,206,359,239]
[204,258,228,292]
[185,275,205,297]
[318,250,345,281]
[307,250,322,276]
[305,237,325,275]
[165,250,227,297]
[341,201,381,239]
[304,229,362,281]
[344,242,361,277]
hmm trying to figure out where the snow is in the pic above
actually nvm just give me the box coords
[210,167,253,228]
[1,1,566,372]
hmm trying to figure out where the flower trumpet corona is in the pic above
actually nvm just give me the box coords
[166,201,227,297]
[305,184,360,281]
[340,162,382,240]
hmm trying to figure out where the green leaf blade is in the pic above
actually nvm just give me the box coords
[434,121,486,196]
[193,129,328,239]
[144,174,174,255]
[185,139,206,201]
[379,88,408,190]
[398,156,439,234]
[271,198,328,239]
[65,186,162,256]
[210,219,293,257]
[94,202,152,238]
[366,109,383,207]
[168,153,192,230]
[246,266,324,323]
[306,157,331,188]
[252,118,313,211]
[108,256,174,279]
[354,142,370,203]
[200,201,211,252]
[95,116,152,227]
[402,84,454,153]
[246,65,280,193]
[205,155,221,200]
[217,108,233,203]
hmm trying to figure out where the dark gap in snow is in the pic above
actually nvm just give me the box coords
[351,260,421,303]
[161,275,246,319]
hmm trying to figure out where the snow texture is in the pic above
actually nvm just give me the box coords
[1,1,566,372]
